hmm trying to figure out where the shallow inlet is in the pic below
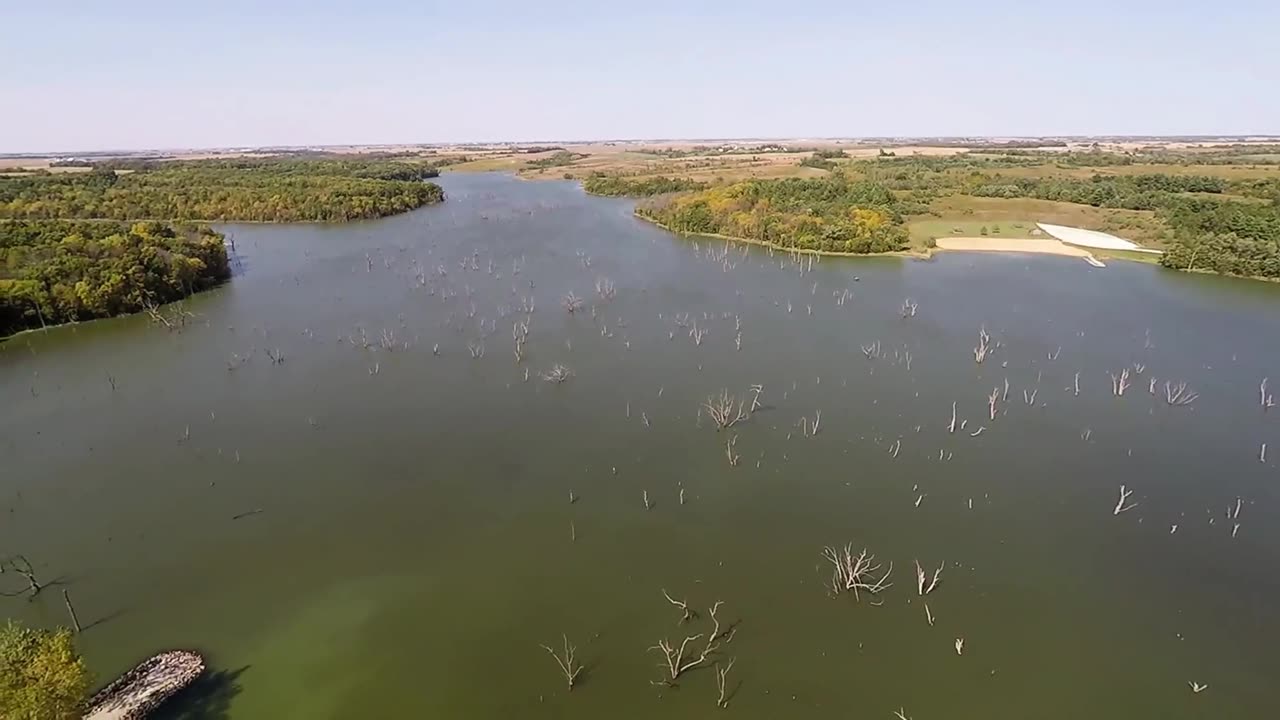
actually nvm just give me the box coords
[2,173,1279,720]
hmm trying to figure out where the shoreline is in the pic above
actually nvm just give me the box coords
[632,211,934,260]
[630,210,1190,269]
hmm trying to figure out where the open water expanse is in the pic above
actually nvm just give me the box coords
[3,172,1278,719]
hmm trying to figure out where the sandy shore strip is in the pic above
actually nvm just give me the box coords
[935,237,1095,258]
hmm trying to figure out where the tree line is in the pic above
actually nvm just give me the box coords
[1158,199,1280,277]
[0,158,445,223]
[526,151,586,169]
[582,174,708,197]
[1,219,230,336]
[638,175,909,254]
[970,173,1228,210]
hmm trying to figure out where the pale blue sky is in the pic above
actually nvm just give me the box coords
[2,0,1276,152]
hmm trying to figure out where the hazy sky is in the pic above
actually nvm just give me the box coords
[3,0,1277,152]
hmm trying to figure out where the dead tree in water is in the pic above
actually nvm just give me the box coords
[800,410,821,437]
[901,298,918,318]
[1110,368,1131,396]
[0,555,43,597]
[512,320,529,364]
[1261,379,1275,410]
[562,292,584,314]
[541,364,572,383]
[1114,485,1138,515]
[1164,381,1199,406]
[703,389,749,430]
[142,299,194,332]
[973,326,991,363]
[988,388,1000,420]
[650,601,729,685]
[595,277,616,301]
[690,321,706,346]
[915,559,942,596]
[662,589,697,624]
[63,590,82,633]
[715,658,736,708]
[540,634,585,690]
[821,545,893,600]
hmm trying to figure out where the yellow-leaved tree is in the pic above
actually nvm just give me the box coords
[0,622,91,720]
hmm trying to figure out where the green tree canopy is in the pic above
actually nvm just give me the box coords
[0,158,444,223]
[1,220,231,335]
[0,622,91,720]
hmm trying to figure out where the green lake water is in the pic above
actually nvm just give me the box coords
[2,173,1278,719]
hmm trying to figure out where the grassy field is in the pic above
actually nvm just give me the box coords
[907,196,1167,250]
[907,218,1037,247]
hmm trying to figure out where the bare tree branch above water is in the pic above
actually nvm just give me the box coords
[1110,368,1131,396]
[974,326,991,363]
[542,364,572,383]
[821,545,893,600]
[650,601,729,685]
[915,559,943,596]
[703,389,750,430]
[1164,381,1199,406]
[715,658,736,709]
[0,554,43,597]
[595,277,616,302]
[540,634,585,691]
[562,292,583,314]
[662,589,697,625]
[1114,485,1138,515]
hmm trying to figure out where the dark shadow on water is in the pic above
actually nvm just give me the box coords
[150,665,249,720]
[82,607,128,632]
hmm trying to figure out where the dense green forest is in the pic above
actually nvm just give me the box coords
[639,175,909,253]
[0,158,445,222]
[970,174,1228,210]
[1157,199,1280,276]
[582,175,708,197]
[0,220,230,336]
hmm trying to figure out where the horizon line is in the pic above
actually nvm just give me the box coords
[6,134,1280,159]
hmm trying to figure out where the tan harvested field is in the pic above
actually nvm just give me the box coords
[512,150,825,182]
[991,162,1280,181]
[0,158,95,173]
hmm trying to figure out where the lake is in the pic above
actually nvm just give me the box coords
[2,172,1278,719]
